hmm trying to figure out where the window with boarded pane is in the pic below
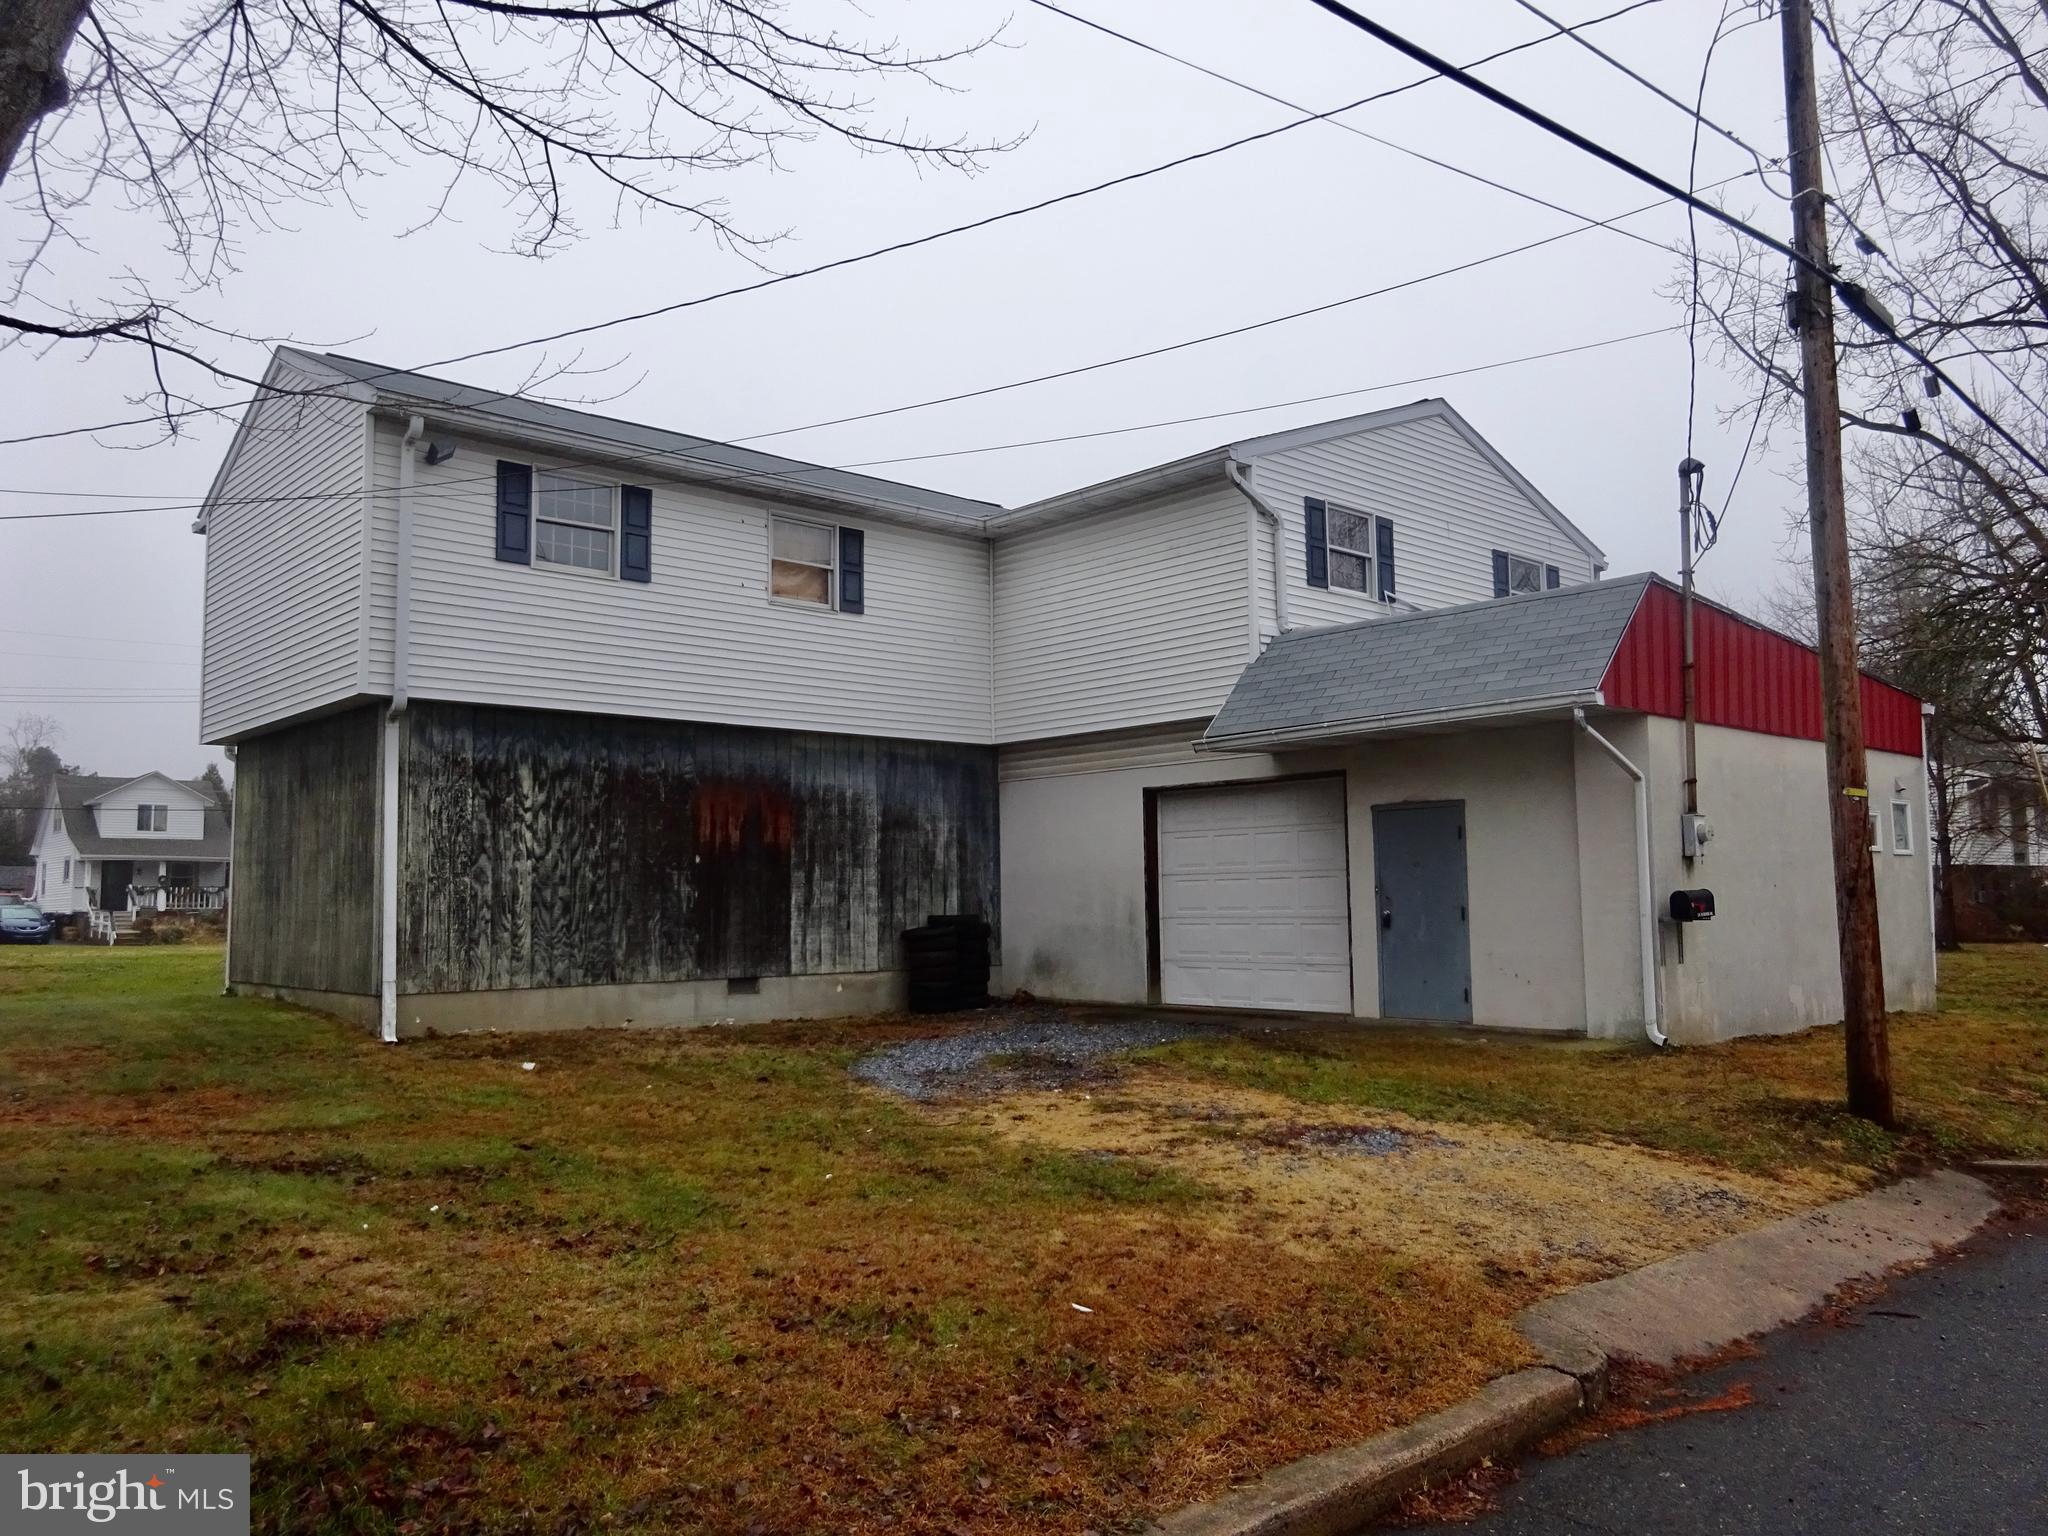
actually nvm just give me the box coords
[533,472,614,573]
[771,517,835,606]
[1326,505,1378,595]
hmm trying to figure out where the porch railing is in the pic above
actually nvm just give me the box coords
[126,884,228,914]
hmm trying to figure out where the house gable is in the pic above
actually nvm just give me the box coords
[83,772,212,811]
[1236,399,1606,636]
[201,349,376,742]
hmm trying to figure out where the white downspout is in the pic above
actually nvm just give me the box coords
[1574,708,1667,1047]
[1225,458,1291,636]
[379,415,426,1044]
[1922,701,1938,989]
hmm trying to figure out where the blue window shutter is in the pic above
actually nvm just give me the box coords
[1544,563,1561,590]
[1303,498,1329,589]
[838,526,865,614]
[495,461,532,565]
[1375,519,1396,602]
[1491,550,1510,598]
[619,485,652,583]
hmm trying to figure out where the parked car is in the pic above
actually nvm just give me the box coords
[1,902,53,944]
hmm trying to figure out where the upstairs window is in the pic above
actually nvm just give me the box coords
[1326,505,1377,595]
[771,517,835,606]
[1890,798,1914,855]
[533,472,615,574]
[1492,549,1560,597]
[135,804,167,832]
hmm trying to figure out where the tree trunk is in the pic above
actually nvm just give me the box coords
[1930,734,1962,952]
[0,0,90,187]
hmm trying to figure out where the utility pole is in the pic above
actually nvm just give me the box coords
[1780,0,1893,1125]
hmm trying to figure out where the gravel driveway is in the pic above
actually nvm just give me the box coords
[850,1005,1225,1101]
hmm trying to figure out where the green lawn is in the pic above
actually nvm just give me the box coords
[0,946,1523,1535]
[1,944,2039,1535]
[1140,945,2048,1178]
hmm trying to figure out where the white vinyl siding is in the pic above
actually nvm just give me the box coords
[1248,410,1598,639]
[366,424,994,743]
[201,357,371,741]
[26,808,86,915]
[992,483,1249,743]
[90,778,212,840]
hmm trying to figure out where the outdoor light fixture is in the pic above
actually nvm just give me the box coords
[424,437,457,466]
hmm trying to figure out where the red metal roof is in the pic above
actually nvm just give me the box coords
[1600,580,1924,756]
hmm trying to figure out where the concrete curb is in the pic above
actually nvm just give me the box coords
[1147,1171,1998,1535]
[1517,1169,1999,1367]
[1150,1366,1589,1536]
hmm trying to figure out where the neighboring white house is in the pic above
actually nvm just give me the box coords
[29,773,232,917]
[1950,754,2046,869]
[197,347,1934,1044]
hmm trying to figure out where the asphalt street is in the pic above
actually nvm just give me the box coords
[1400,1216,2048,1536]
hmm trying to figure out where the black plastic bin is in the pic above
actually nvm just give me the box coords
[901,913,992,1014]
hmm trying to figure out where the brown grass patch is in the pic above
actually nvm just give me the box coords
[7,1084,257,1136]
[936,1071,1850,1287]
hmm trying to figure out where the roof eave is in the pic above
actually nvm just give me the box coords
[365,401,993,536]
[1196,689,1607,754]
[986,448,1230,535]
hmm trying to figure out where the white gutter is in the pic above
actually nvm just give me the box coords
[1198,691,1599,755]
[1573,708,1667,1047]
[1923,700,1938,985]
[1224,458,1291,636]
[378,415,425,1044]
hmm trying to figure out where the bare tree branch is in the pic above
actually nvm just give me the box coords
[0,0,1019,424]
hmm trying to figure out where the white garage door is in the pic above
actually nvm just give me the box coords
[1157,778,1352,1013]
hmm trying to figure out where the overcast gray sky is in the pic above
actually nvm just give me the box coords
[1,0,1813,778]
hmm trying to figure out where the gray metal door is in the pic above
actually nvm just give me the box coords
[1373,802,1471,1022]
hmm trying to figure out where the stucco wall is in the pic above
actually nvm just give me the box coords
[1002,713,1935,1043]
[998,720,1590,1030]
[1616,717,1935,1043]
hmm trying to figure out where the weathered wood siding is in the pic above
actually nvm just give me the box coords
[230,705,383,995]
[398,703,997,994]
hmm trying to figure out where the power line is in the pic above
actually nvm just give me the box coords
[1298,0,2048,486]
[1022,0,1677,255]
[0,625,200,648]
[11,165,1753,523]
[819,324,1680,468]
[1685,1,1748,470]
[0,322,1681,522]
[0,1,1668,457]
[721,169,1756,451]
[1509,0,1786,189]
[8,647,199,667]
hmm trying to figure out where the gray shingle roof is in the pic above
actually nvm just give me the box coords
[52,774,232,860]
[1202,575,1654,746]
[307,351,999,529]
